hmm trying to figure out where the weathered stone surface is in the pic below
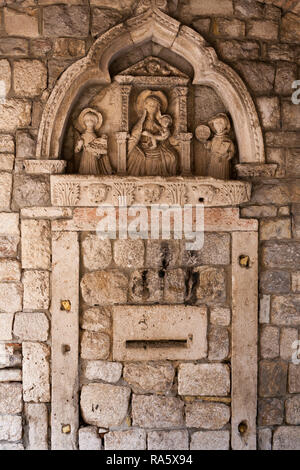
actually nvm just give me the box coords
[0,153,14,171]
[258,398,283,426]
[23,270,50,310]
[148,430,189,450]
[208,326,229,360]
[0,415,22,442]
[278,207,290,217]
[14,60,47,98]
[273,426,300,450]
[43,5,89,37]
[0,135,14,154]
[260,295,271,324]
[281,13,300,43]
[30,39,52,58]
[0,383,22,414]
[25,403,48,450]
[145,240,181,269]
[105,429,146,450]
[79,426,102,450]
[164,269,185,303]
[82,361,122,383]
[212,18,245,37]
[210,307,231,326]
[16,131,36,160]
[0,213,19,236]
[271,296,300,326]
[258,428,272,450]
[292,273,300,293]
[132,395,184,428]
[0,369,22,382]
[80,383,130,427]
[21,220,51,270]
[91,7,122,37]
[282,101,300,131]
[53,38,85,58]
[21,207,72,220]
[260,326,279,359]
[0,59,11,96]
[285,395,300,425]
[123,362,175,394]
[234,0,264,18]
[256,97,280,130]
[0,38,29,56]
[194,86,226,122]
[182,0,233,15]
[81,271,128,305]
[0,313,14,340]
[81,235,112,270]
[14,312,49,341]
[4,7,39,38]
[289,364,300,393]
[178,364,230,396]
[0,443,24,450]
[129,269,162,303]
[266,148,285,177]
[248,19,278,40]
[0,173,12,210]
[216,40,260,61]
[260,270,290,294]
[0,236,19,258]
[275,62,297,96]
[287,149,300,177]
[0,99,31,132]
[114,239,144,269]
[192,18,211,34]
[80,307,111,332]
[262,243,300,269]
[183,233,230,266]
[186,402,230,429]
[194,267,227,304]
[0,344,22,369]
[235,62,275,94]
[12,175,50,210]
[0,283,22,314]
[23,342,50,402]
[190,430,230,450]
[280,327,298,361]
[259,360,288,397]
[81,331,110,360]
[266,131,300,148]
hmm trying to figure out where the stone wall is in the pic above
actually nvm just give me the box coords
[0,0,299,450]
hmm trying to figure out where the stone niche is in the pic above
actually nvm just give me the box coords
[29,0,271,451]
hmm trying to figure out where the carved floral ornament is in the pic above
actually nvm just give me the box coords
[35,0,276,190]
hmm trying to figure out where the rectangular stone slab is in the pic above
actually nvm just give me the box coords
[112,305,207,361]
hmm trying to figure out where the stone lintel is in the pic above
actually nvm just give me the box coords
[24,160,67,175]
[235,164,277,178]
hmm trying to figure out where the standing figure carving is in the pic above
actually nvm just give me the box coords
[205,113,235,180]
[74,108,113,175]
[127,90,178,177]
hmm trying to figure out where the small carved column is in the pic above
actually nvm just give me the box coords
[173,86,188,134]
[117,85,132,175]
[178,132,193,175]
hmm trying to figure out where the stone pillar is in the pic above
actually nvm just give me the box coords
[173,86,188,134]
[116,85,132,175]
[116,132,128,175]
[178,132,193,176]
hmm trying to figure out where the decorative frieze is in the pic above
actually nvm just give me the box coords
[24,160,66,175]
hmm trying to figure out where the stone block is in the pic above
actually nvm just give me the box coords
[0,154,14,171]
[275,62,297,96]
[132,395,184,428]
[129,269,162,303]
[0,383,22,414]
[30,39,52,58]
[114,239,144,269]
[217,40,260,61]
[247,20,278,40]
[0,38,29,56]
[190,430,230,450]
[280,327,298,361]
[80,331,110,360]
[185,402,230,429]
[81,271,128,305]
[235,62,275,94]
[16,131,36,160]
[0,443,24,450]
[194,267,227,304]
[0,344,22,369]
[234,0,264,18]
[0,213,19,237]
[23,270,50,310]
[262,243,300,269]
[80,383,130,427]
[80,307,111,332]
[281,13,300,43]
[210,307,231,326]
[259,360,287,397]
[0,415,22,442]
[266,132,300,148]
[22,342,50,402]
[258,398,283,426]
[4,7,39,38]
[287,149,300,177]
[260,326,279,359]
[208,326,229,360]
[292,273,300,293]
[147,430,189,450]
[0,313,14,340]
[260,270,290,294]
[289,364,300,393]
[0,236,19,258]
[0,59,11,96]
[258,428,272,450]
[0,369,22,382]
[183,233,230,266]
[273,426,300,450]
[0,172,12,210]
[104,429,146,450]
[21,220,51,270]
[259,295,271,324]
[12,175,50,210]
[271,296,300,326]
[53,38,85,58]
[183,0,233,15]
[82,361,122,383]
[13,312,49,341]
[256,97,280,130]
[81,235,112,270]
[178,363,230,396]
[285,395,300,425]
[43,5,89,37]
[241,206,277,218]
[0,99,31,133]
[164,268,185,303]
[0,283,22,314]
[282,101,300,131]
[13,60,47,98]
[123,362,175,394]
[79,426,102,450]
[0,135,14,154]
[25,403,48,450]
[212,18,245,37]
[145,240,181,269]
[91,7,122,37]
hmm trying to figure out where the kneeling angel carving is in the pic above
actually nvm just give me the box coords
[75,108,113,175]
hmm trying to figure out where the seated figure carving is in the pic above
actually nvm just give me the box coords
[74,108,113,175]
[127,90,178,177]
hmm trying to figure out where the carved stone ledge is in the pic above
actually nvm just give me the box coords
[50,175,251,207]
[235,164,277,178]
[24,160,67,175]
